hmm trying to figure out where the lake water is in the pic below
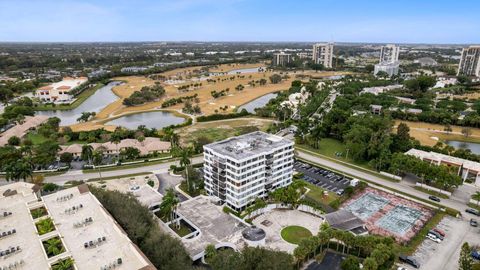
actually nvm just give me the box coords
[445,140,480,155]
[36,81,121,125]
[238,93,278,113]
[105,111,186,129]
[227,67,266,75]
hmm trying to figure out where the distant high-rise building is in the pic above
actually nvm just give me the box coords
[312,43,334,68]
[374,44,400,76]
[379,44,400,64]
[272,52,292,67]
[457,46,480,77]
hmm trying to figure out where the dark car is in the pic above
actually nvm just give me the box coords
[470,219,478,227]
[399,255,420,269]
[466,208,480,216]
[472,250,480,260]
[428,195,441,202]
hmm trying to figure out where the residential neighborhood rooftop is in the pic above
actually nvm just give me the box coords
[0,183,155,270]
[0,115,49,146]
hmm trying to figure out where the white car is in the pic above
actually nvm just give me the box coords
[426,233,441,243]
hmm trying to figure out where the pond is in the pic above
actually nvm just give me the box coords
[238,93,278,113]
[105,111,186,130]
[227,67,266,75]
[36,81,121,125]
[445,140,480,155]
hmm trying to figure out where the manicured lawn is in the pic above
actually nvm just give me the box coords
[280,225,312,245]
[26,132,49,145]
[303,181,339,205]
[298,138,371,169]
[413,186,449,199]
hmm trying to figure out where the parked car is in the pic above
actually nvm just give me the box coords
[432,228,446,238]
[336,189,345,196]
[428,230,444,240]
[428,195,441,202]
[466,208,480,216]
[399,255,420,268]
[471,250,480,260]
[470,219,478,227]
[426,233,441,243]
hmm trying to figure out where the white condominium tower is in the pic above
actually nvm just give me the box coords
[379,44,400,64]
[272,52,293,67]
[458,46,480,77]
[312,43,334,68]
[203,131,294,211]
[375,44,400,76]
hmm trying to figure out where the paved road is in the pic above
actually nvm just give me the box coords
[38,156,203,185]
[296,150,475,213]
[34,148,478,213]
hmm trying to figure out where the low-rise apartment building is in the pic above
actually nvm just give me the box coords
[36,77,88,103]
[203,132,294,211]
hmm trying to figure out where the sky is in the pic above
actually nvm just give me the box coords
[0,0,479,44]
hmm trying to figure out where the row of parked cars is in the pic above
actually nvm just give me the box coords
[294,160,351,195]
[398,227,446,269]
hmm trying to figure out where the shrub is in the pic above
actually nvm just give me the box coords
[90,187,191,269]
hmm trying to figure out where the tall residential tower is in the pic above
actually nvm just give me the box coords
[312,43,334,68]
[374,44,400,77]
[203,132,294,211]
[458,46,480,77]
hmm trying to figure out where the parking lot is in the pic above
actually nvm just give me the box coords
[399,215,480,270]
[294,160,350,194]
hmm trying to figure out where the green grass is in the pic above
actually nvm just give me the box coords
[280,225,313,245]
[300,138,370,168]
[414,186,449,199]
[34,83,105,111]
[397,212,446,255]
[303,181,339,205]
[26,132,49,145]
[296,143,399,184]
[467,202,480,211]
[169,223,194,237]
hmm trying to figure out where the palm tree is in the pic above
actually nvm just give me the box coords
[81,144,94,165]
[52,258,74,270]
[92,150,103,179]
[110,133,122,159]
[5,158,33,182]
[159,188,179,226]
[179,147,192,192]
[36,218,55,235]
[44,237,65,257]
[472,191,480,206]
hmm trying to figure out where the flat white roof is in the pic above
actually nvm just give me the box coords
[0,183,155,270]
[38,77,87,92]
[42,186,154,270]
[0,183,49,270]
[405,148,480,173]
